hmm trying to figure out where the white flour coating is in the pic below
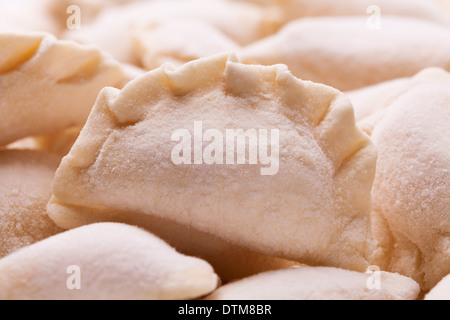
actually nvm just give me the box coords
[370,71,450,291]
[0,223,219,300]
[242,17,450,91]
[206,266,420,300]
[48,53,377,271]
[0,32,139,146]
[0,150,62,259]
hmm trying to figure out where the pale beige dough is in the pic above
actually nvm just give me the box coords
[346,68,450,134]
[48,53,377,272]
[7,127,82,157]
[62,0,282,64]
[0,150,62,259]
[205,266,420,300]
[235,0,450,25]
[0,223,219,300]
[242,17,450,91]
[0,0,59,35]
[425,274,450,300]
[133,20,240,70]
[369,70,450,291]
[0,32,139,146]
[44,0,146,29]
[434,0,450,17]
[45,202,299,282]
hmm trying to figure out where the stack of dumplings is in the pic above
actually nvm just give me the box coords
[0,0,448,300]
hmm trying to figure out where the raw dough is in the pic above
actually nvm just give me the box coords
[133,20,239,70]
[370,70,450,291]
[0,223,219,300]
[205,266,420,300]
[242,17,450,91]
[48,53,377,271]
[62,0,282,64]
[0,150,62,259]
[0,32,138,146]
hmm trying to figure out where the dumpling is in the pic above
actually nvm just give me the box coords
[0,0,59,35]
[48,53,377,271]
[133,20,240,70]
[425,274,450,300]
[238,0,450,25]
[7,127,81,157]
[0,150,62,259]
[242,17,450,91]
[346,77,410,123]
[0,223,219,300]
[62,0,282,64]
[369,70,450,291]
[45,203,299,282]
[44,0,146,28]
[347,68,450,125]
[205,266,420,300]
[0,32,138,146]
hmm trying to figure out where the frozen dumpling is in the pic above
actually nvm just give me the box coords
[0,150,62,259]
[242,17,450,91]
[48,53,377,271]
[133,20,239,70]
[369,70,450,291]
[0,32,138,146]
[205,266,420,300]
[62,0,282,64]
[0,223,219,300]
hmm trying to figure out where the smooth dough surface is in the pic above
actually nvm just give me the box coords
[133,20,240,70]
[0,32,138,146]
[0,150,62,259]
[0,0,59,35]
[242,17,450,91]
[238,0,450,25]
[425,274,450,300]
[369,70,450,291]
[347,68,450,126]
[205,266,420,300]
[62,0,282,64]
[45,202,299,282]
[49,53,377,271]
[0,223,219,300]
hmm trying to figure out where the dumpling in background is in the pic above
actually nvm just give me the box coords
[62,0,282,64]
[0,32,139,146]
[369,70,450,291]
[242,17,450,91]
[133,20,240,70]
[0,150,62,259]
[45,203,300,283]
[232,0,450,25]
[205,266,420,300]
[0,223,219,300]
